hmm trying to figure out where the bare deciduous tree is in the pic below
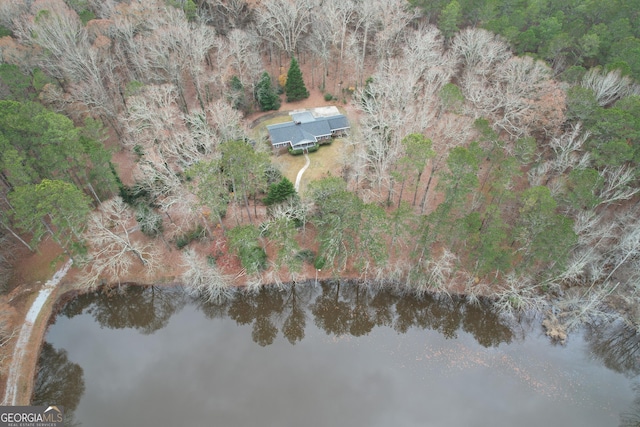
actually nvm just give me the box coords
[181,248,234,303]
[402,26,452,98]
[200,0,253,32]
[528,124,590,187]
[494,273,548,315]
[597,166,640,206]
[257,0,314,59]
[14,0,123,129]
[581,67,640,107]
[322,0,356,92]
[458,43,564,139]
[227,28,262,90]
[0,1,27,32]
[371,0,419,62]
[306,16,333,89]
[81,197,160,288]
[451,27,510,76]
[407,249,457,296]
[13,0,87,81]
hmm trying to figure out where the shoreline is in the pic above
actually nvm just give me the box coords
[1,252,623,406]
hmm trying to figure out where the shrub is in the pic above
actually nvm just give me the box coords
[288,143,318,155]
[31,68,55,92]
[78,9,96,25]
[296,249,316,264]
[175,225,205,249]
[118,185,149,206]
[324,93,333,101]
[264,165,283,185]
[239,246,267,273]
[314,256,326,270]
[136,205,163,237]
[227,225,267,273]
[124,80,144,97]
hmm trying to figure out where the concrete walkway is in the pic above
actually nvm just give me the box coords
[3,260,72,406]
[294,154,310,192]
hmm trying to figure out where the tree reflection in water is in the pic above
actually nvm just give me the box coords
[281,284,313,344]
[54,281,520,348]
[585,321,640,378]
[36,281,640,426]
[60,285,186,334]
[621,382,640,427]
[199,280,517,348]
[33,342,85,427]
[584,321,640,427]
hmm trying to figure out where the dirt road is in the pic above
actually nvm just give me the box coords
[2,260,72,406]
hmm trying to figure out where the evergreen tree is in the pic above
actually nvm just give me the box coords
[438,0,461,41]
[264,177,296,205]
[255,72,281,111]
[284,57,309,102]
[9,179,91,255]
[229,76,248,112]
[0,101,116,199]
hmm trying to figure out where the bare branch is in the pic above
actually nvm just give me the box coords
[181,248,235,303]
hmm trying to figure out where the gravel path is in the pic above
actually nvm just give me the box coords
[295,154,310,192]
[2,260,72,406]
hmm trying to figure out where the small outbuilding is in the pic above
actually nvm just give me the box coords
[267,107,350,151]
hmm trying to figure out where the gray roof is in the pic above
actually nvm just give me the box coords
[267,114,350,148]
[290,111,315,123]
[328,115,349,130]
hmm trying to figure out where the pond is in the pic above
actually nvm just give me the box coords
[34,282,639,427]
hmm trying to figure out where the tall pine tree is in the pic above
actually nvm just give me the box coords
[284,57,309,102]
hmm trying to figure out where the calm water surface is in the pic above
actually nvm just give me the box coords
[34,283,639,427]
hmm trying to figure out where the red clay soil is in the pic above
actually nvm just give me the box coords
[0,237,65,405]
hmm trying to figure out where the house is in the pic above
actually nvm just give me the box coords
[266,107,350,151]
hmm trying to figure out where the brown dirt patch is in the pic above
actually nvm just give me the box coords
[6,238,64,295]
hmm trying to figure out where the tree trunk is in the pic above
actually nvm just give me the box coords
[86,182,102,205]
[41,217,72,260]
[360,25,369,87]
[253,191,258,219]
[216,211,226,233]
[397,179,405,209]
[1,223,33,252]
[412,170,423,206]
[243,190,252,223]
[386,176,394,206]
[421,167,435,214]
